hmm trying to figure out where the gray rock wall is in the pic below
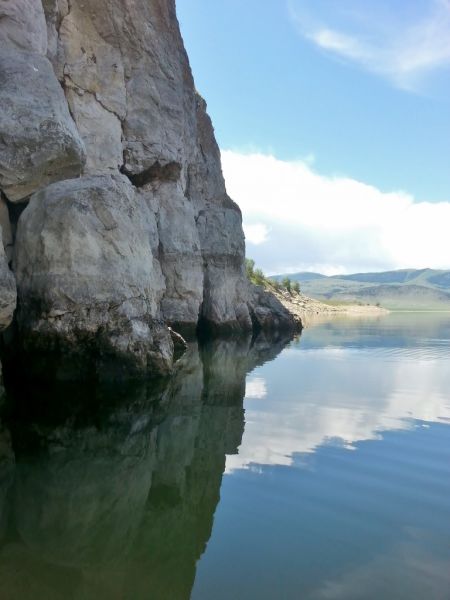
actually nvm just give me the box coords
[0,0,295,381]
[14,175,172,380]
[0,229,15,333]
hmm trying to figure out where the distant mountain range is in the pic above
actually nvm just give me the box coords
[272,269,450,310]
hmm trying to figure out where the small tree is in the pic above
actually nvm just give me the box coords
[292,281,300,294]
[281,277,291,293]
[254,268,265,286]
[245,258,255,280]
[272,279,281,291]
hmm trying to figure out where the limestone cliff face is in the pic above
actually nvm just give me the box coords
[0,0,295,380]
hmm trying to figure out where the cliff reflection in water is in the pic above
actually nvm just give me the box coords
[0,334,290,600]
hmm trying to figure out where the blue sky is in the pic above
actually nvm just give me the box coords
[177,0,450,274]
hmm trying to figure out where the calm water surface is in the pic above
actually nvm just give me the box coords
[1,313,449,599]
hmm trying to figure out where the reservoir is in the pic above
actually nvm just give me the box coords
[1,313,449,599]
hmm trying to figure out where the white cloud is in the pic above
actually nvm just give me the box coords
[245,377,267,399]
[312,28,369,59]
[289,0,450,90]
[221,149,450,275]
[226,343,450,473]
[243,223,269,245]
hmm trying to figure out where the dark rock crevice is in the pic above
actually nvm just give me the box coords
[121,161,182,188]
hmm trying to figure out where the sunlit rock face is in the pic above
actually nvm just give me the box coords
[0,50,86,203]
[14,175,173,381]
[0,0,295,380]
[0,335,290,599]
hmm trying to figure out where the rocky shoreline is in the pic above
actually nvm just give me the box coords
[0,0,296,383]
[268,288,389,327]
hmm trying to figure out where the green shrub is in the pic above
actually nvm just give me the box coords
[245,258,268,286]
[281,277,291,293]
[245,258,255,280]
[254,268,265,285]
[272,279,281,291]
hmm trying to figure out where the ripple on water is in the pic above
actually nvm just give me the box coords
[192,314,450,600]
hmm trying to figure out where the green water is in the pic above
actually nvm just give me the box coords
[1,313,450,599]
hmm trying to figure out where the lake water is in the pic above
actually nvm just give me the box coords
[1,313,449,599]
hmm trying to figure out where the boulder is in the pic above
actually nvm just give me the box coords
[0,50,85,202]
[0,0,48,55]
[14,175,173,380]
[250,285,297,332]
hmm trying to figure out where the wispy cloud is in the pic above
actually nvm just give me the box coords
[221,149,450,275]
[289,0,450,90]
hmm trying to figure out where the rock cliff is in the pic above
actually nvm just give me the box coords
[0,0,295,381]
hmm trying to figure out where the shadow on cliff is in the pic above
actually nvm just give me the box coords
[0,332,293,600]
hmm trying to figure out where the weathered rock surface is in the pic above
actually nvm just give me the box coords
[65,89,123,175]
[0,0,48,55]
[0,0,296,381]
[14,175,172,380]
[188,94,254,332]
[0,50,85,202]
[147,181,204,332]
[250,285,297,332]
[0,196,13,263]
[0,229,16,332]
